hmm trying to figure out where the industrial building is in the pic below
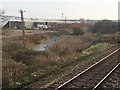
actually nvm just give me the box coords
[0,15,63,30]
[0,15,100,30]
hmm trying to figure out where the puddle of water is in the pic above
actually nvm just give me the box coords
[35,44,47,51]
[34,37,61,51]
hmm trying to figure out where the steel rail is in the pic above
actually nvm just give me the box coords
[55,48,120,90]
[92,63,120,90]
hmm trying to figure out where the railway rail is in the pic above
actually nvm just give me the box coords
[55,48,119,90]
[93,63,120,90]
[22,44,119,89]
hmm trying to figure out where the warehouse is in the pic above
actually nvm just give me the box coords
[1,15,62,30]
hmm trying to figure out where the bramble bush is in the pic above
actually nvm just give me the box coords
[2,43,26,54]
[11,50,39,65]
[72,27,84,36]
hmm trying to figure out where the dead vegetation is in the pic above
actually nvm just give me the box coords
[3,27,112,89]
[2,33,97,89]
[2,34,52,49]
[2,21,118,89]
[2,59,26,88]
[49,35,95,60]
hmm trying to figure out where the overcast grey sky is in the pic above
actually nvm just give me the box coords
[0,0,119,20]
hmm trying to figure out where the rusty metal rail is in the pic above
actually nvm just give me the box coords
[56,48,120,90]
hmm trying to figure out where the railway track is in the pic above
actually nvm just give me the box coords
[95,63,120,89]
[22,44,119,89]
[55,48,119,90]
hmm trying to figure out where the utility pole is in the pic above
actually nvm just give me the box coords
[19,9,26,47]
[62,13,63,23]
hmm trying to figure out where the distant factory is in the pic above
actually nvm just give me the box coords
[0,15,100,30]
[0,15,62,29]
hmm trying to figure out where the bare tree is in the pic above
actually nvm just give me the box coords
[0,9,5,16]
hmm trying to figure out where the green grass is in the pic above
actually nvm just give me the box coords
[82,43,109,55]
[89,43,108,52]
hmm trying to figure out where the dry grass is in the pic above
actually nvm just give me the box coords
[49,36,93,60]
[2,31,98,89]
[2,34,52,49]
[2,30,55,38]
[2,59,26,88]
[3,26,116,89]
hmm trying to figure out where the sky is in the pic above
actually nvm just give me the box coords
[0,0,119,20]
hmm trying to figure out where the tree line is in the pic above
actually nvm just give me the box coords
[88,20,118,34]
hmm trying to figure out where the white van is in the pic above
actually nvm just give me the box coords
[37,24,48,29]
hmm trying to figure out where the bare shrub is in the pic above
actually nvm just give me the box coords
[2,59,26,88]
[11,50,39,65]
[28,34,48,44]
[72,27,84,36]
[50,36,93,59]
[2,43,26,54]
